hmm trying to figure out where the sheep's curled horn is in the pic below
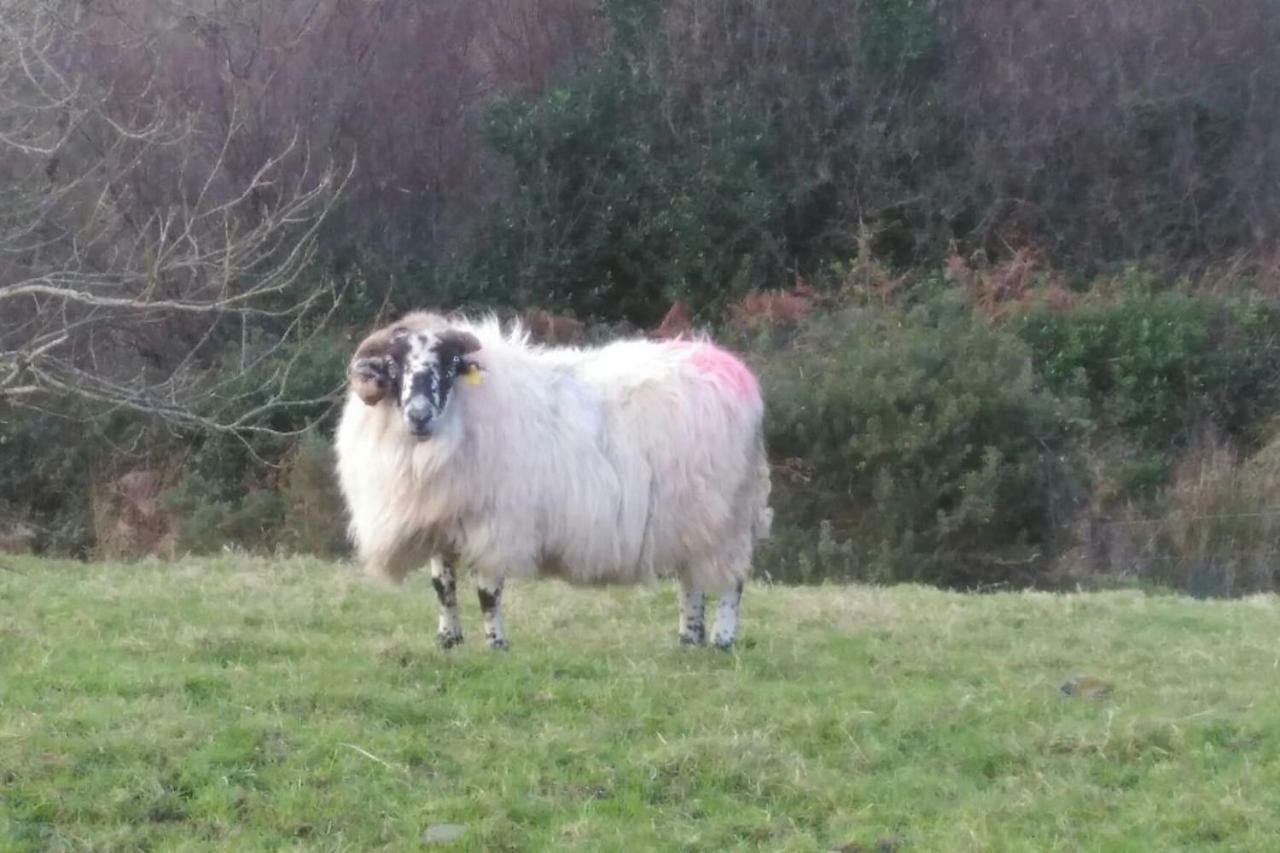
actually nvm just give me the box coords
[436,328,482,360]
[346,313,435,406]
[346,316,483,406]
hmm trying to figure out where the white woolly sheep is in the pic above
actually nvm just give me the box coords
[333,310,772,649]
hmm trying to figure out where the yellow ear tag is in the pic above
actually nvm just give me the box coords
[462,363,483,386]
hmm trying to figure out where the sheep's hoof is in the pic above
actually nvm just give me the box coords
[678,631,707,647]
[436,631,463,650]
[711,636,735,651]
[486,637,510,651]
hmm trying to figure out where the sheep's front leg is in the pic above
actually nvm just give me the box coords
[677,578,706,646]
[710,582,744,650]
[477,579,509,650]
[430,558,463,649]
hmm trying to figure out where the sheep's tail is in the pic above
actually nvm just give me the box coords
[751,430,773,541]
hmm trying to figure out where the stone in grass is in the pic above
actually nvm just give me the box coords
[422,823,466,844]
[1060,674,1113,699]
[829,837,903,853]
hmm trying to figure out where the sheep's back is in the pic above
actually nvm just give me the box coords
[581,339,765,578]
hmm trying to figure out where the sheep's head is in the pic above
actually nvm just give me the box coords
[348,313,481,439]
[347,313,431,406]
[395,327,481,438]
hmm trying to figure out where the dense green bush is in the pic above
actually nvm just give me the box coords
[163,329,349,554]
[468,0,960,321]
[752,301,1085,588]
[462,0,1280,313]
[278,431,349,558]
[1013,289,1280,494]
[0,404,97,555]
[0,403,171,556]
[475,1,779,324]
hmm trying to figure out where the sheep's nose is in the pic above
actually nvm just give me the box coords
[404,398,434,437]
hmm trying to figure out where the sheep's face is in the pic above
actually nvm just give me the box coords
[394,327,481,439]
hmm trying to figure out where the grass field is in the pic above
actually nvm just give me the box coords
[2,556,1279,851]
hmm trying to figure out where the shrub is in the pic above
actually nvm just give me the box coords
[1012,289,1280,496]
[1132,434,1280,597]
[0,402,170,557]
[471,0,962,323]
[0,404,96,555]
[752,301,1085,587]
[475,0,779,325]
[171,488,286,556]
[165,330,349,554]
[278,431,349,558]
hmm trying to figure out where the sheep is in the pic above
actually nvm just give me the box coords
[333,310,772,650]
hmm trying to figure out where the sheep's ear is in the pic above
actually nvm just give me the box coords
[438,329,481,356]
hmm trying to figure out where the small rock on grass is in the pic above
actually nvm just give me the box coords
[830,837,902,853]
[1060,674,1112,699]
[422,823,465,844]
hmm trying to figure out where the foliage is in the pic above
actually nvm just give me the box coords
[943,0,1280,265]
[8,0,1280,594]
[0,405,97,556]
[475,1,779,324]
[467,0,1280,316]
[753,301,1085,587]
[278,431,350,558]
[1118,436,1280,598]
[5,557,1280,850]
[163,330,350,554]
[1013,289,1280,494]
[0,402,167,556]
[471,0,961,322]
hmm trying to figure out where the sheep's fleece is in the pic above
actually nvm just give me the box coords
[334,311,772,648]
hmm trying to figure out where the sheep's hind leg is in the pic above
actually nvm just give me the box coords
[677,577,706,646]
[710,581,744,650]
[478,579,509,650]
[430,558,463,649]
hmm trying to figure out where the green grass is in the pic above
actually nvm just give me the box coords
[1,557,1279,851]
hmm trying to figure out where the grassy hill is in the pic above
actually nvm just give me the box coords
[2,556,1278,851]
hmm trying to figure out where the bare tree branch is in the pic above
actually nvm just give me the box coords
[0,1,350,434]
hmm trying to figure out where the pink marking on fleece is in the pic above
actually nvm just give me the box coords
[670,341,759,401]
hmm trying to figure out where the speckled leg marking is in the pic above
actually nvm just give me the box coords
[430,558,463,649]
[711,582,743,649]
[478,580,508,650]
[677,579,706,646]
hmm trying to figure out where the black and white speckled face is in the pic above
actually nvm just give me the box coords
[392,327,480,439]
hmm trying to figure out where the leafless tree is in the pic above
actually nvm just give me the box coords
[0,1,351,434]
